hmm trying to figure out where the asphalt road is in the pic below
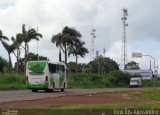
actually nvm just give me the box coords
[0,88,158,103]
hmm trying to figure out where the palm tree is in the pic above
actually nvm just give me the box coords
[62,26,81,64]
[0,30,8,42]
[1,40,16,71]
[51,33,63,62]
[20,24,42,71]
[68,41,89,72]
[11,34,23,72]
[51,26,81,64]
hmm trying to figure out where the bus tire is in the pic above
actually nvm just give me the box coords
[61,83,65,92]
[32,89,38,92]
[61,88,64,92]
[46,89,53,92]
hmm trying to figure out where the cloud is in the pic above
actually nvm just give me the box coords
[0,0,160,72]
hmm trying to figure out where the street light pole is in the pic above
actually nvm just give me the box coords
[143,55,155,74]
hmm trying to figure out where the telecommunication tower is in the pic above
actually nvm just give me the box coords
[90,29,96,61]
[121,8,128,69]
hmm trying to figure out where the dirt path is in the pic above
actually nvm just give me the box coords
[1,90,157,109]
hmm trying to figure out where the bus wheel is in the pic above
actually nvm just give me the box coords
[61,88,64,92]
[32,89,38,92]
[46,89,53,92]
[61,83,65,92]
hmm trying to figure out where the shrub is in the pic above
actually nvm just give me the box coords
[0,72,25,84]
[107,71,132,87]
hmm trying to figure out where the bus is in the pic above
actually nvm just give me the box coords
[26,61,67,92]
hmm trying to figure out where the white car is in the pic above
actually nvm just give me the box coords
[130,77,142,88]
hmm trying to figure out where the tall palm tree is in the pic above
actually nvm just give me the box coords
[62,26,81,64]
[51,26,81,64]
[51,33,63,62]
[20,24,42,71]
[68,41,89,72]
[1,40,16,71]
[11,34,23,72]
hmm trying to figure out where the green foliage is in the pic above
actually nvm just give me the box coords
[68,40,89,68]
[142,80,160,87]
[0,72,25,84]
[27,52,48,61]
[0,56,8,73]
[89,56,119,74]
[67,62,87,72]
[107,71,139,87]
[68,73,105,88]
[125,61,140,70]
[0,72,26,90]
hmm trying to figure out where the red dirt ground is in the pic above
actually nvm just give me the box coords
[0,92,155,109]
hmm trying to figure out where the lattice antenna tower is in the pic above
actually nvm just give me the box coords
[121,8,128,69]
[90,29,96,61]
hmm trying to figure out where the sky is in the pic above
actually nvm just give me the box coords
[0,0,160,72]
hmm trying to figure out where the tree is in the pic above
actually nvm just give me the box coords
[89,56,119,74]
[1,40,16,71]
[51,26,81,64]
[0,56,8,73]
[68,41,88,72]
[68,41,88,64]
[11,34,23,72]
[27,52,48,61]
[124,61,140,70]
[20,24,42,71]
[62,26,81,64]
[51,33,63,62]
[14,52,48,73]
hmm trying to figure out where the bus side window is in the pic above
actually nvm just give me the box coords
[62,65,65,72]
[49,64,56,73]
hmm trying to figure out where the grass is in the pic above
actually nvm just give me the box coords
[0,72,26,90]
[13,103,160,115]
[16,90,160,115]
[133,89,160,100]
[142,79,160,87]
[1,72,160,90]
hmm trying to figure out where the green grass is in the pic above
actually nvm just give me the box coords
[133,89,160,100]
[0,72,26,90]
[17,103,160,115]
[1,72,160,90]
[142,79,160,87]
[67,72,131,89]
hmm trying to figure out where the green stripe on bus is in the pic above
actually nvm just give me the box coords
[27,83,48,89]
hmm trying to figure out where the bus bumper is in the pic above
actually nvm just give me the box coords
[27,83,48,89]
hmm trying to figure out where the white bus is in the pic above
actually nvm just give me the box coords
[26,61,67,92]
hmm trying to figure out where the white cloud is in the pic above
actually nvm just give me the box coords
[0,0,160,72]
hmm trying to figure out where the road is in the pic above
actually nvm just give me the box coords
[0,88,158,103]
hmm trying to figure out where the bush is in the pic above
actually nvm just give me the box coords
[0,72,25,84]
[107,71,132,87]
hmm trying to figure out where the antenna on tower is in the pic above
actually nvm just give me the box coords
[90,29,96,61]
[121,8,128,70]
